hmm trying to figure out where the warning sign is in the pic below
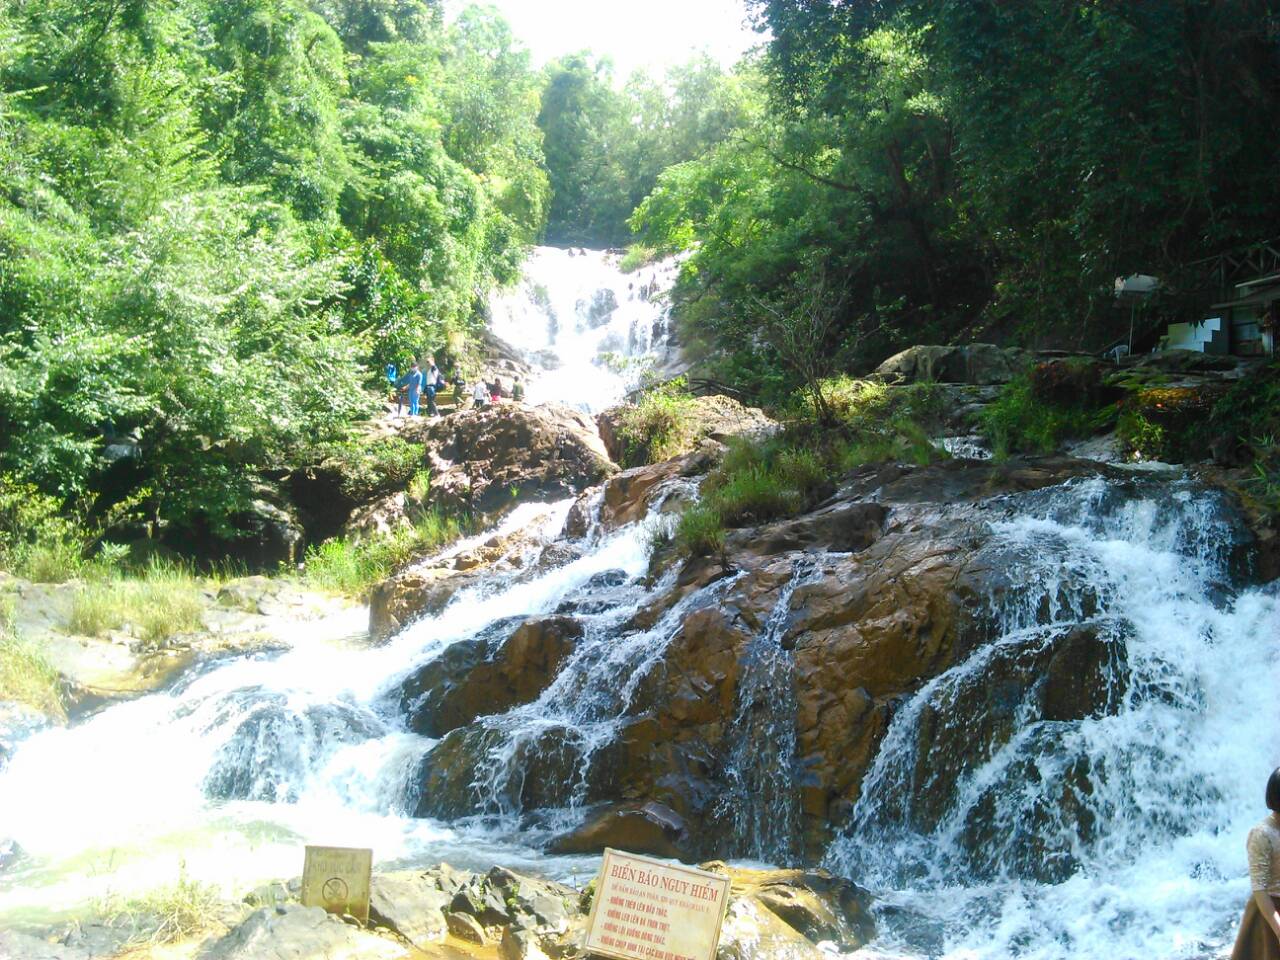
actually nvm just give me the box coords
[300,845,372,924]
[584,849,731,960]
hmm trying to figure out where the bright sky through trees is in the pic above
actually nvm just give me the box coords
[444,0,760,80]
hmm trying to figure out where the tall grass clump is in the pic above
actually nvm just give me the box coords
[96,863,222,945]
[673,503,726,557]
[980,362,1117,458]
[301,509,470,597]
[614,377,699,467]
[0,597,64,717]
[65,561,207,646]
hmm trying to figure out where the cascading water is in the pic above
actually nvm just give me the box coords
[712,557,825,863]
[0,246,688,933]
[826,476,1280,959]
[0,247,1276,960]
[487,246,683,412]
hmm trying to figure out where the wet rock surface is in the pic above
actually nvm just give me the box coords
[596,395,776,466]
[368,514,548,641]
[391,450,1263,866]
[399,616,583,737]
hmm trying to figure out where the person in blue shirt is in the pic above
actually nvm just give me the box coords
[385,362,399,412]
[395,363,424,416]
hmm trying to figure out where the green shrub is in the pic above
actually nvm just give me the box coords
[673,503,725,557]
[315,437,423,502]
[1116,409,1168,461]
[0,598,64,718]
[615,378,699,467]
[839,418,943,468]
[1250,442,1280,517]
[1207,362,1280,515]
[980,374,1114,457]
[65,562,207,647]
[301,509,470,597]
[619,244,658,273]
[788,377,949,466]
[0,475,91,582]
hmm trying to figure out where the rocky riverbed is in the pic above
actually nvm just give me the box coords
[0,860,876,960]
[2,348,1276,960]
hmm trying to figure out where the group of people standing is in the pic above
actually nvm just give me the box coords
[385,358,523,417]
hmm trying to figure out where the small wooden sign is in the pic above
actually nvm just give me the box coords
[301,845,372,924]
[585,849,731,960]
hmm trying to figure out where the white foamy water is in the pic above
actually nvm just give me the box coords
[0,501,659,925]
[487,246,682,412]
[1,246,1276,960]
[828,477,1280,960]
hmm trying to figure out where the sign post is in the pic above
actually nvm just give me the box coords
[301,845,372,924]
[584,849,731,960]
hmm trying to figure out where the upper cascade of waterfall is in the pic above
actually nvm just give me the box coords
[487,246,683,413]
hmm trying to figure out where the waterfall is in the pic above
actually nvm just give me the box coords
[825,476,1280,959]
[0,247,1277,960]
[711,557,825,863]
[487,247,683,412]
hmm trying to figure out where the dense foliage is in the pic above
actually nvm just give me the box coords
[633,0,1280,405]
[538,54,753,247]
[0,0,547,550]
[5,0,1278,567]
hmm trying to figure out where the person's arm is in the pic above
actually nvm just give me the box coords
[1255,890,1280,941]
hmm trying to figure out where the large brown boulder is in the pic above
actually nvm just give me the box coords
[368,517,546,640]
[876,343,1029,385]
[399,616,583,737]
[420,402,616,515]
[596,394,776,465]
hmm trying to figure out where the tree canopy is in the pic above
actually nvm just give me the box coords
[633,0,1280,402]
[0,0,548,542]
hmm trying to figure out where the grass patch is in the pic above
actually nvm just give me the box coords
[65,562,207,647]
[619,244,658,273]
[96,864,223,945]
[980,369,1115,458]
[300,509,471,597]
[614,377,700,467]
[673,503,725,557]
[660,377,951,562]
[0,597,64,717]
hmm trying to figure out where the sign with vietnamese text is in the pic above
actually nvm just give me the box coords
[585,849,731,960]
[301,845,372,924]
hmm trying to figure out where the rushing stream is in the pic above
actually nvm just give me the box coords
[0,248,1277,960]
